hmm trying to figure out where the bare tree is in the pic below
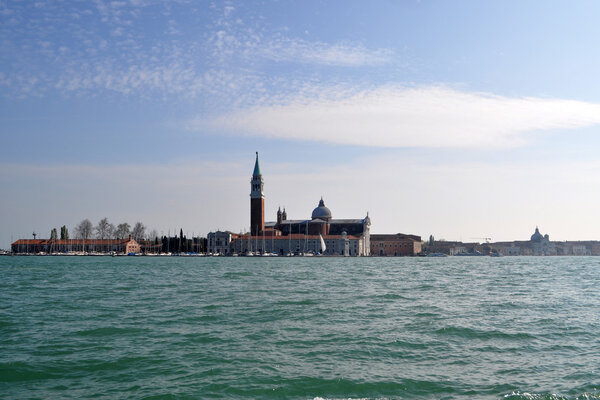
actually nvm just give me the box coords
[107,223,115,239]
[95,218,114,239]
[147,229,158,241]
[132,222,146,242]
[75,219,93,239]
[115,223,131,239]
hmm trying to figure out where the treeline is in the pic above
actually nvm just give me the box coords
[48,219,207,252]
[49,218,154,241]
[160,229,207,254]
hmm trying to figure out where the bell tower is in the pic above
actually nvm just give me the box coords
[250,152,264,236]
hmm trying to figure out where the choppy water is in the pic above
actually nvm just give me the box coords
[1,256,600,399]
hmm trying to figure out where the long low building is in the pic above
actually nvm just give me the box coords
[370,233,422,256]
[11,236,141,254]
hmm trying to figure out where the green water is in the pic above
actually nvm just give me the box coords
[1,256,599,399]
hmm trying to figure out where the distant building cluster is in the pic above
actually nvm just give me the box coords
[490,227,600,256]
[206,153,421,256]
[208,153,374,256]
[425,227,600,256]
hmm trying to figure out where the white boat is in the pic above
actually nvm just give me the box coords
[318,234,326,256]
[427,252,448,257]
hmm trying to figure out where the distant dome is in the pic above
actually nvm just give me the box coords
[530,227,543,242]
[311,198,332,221]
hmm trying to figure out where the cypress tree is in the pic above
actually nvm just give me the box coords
[60,225,69,240]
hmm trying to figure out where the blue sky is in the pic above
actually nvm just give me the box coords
[2,0,600,247]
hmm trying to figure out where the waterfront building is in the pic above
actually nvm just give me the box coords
[11,236,141,254]
[425,240,481,255]
[504,245,521,256]
[370,233,422,256]
[207,231,241,255]
[530,226,555,256]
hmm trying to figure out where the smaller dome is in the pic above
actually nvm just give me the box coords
[312,198,332,221]
[530,227,543,242]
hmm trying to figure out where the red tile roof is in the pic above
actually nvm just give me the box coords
[12,238,136,245]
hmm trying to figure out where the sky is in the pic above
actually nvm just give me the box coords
[2,0,600,248]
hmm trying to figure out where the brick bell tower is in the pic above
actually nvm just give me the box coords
[250,152,264,236]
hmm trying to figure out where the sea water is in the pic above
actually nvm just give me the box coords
[1,256,599,399]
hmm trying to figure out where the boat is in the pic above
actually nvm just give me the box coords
[427,252,448,257]
[316,234,326,256]
[454,251,485,256]
[245,233,254,256]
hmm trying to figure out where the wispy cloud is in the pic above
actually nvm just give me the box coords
[0,1,395,100]
[194,85,600,148]
[207,6,393,68]
[258,37,393,67]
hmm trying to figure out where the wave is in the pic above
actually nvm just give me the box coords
[504,391,600,400]
[434,326,536,341]
[73,326,149,336]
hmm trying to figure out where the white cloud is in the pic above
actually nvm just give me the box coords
[196,86,600,148]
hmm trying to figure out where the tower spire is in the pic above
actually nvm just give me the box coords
[253,151,261,176]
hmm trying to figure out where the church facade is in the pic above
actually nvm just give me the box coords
[210,153,371,256]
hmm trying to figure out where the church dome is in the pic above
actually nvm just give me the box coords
[530,227,543,242]
[312,198,332,220]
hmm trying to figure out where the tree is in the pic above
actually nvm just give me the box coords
[107,223,115,239]
[75,219,93,239]
[60,225,69,240]
[95,218,114,239]
[428,235,435,246]
[179,228,183,253]
[115,223,131,239]
[132,222,146,242]
[50,228,58,240]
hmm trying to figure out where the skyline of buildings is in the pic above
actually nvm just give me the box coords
[208,153,372,256]
[5,153,600,256]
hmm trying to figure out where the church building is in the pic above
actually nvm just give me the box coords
[212,153,371,256]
